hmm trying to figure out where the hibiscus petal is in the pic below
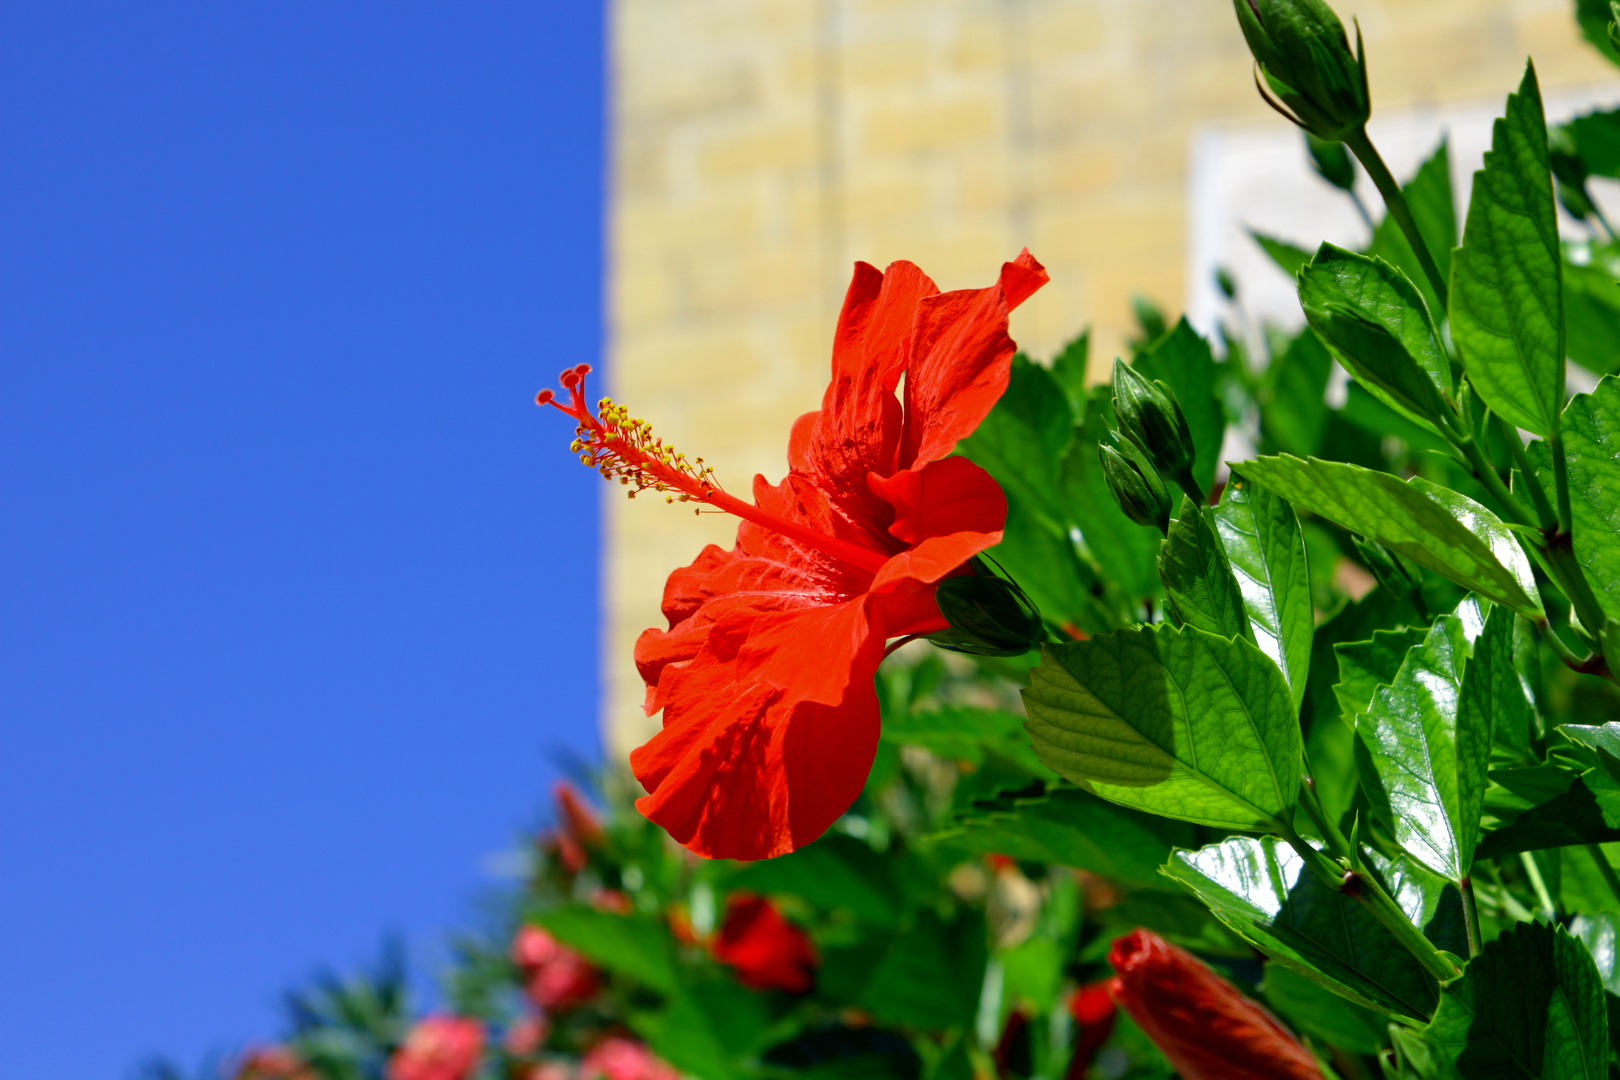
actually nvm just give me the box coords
[630,600,884,860]
[899,253,1049,470]
[788,260,938,536]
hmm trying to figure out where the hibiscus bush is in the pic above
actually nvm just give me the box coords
[145,1,1620,1079]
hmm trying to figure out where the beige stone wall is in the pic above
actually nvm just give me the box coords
[602,0,1614,759]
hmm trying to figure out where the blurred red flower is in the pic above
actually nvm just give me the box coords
[1107,930,1322,1080]
[578,1036,679,1080]
[234,1046,314,1080]
[539,251,1046,860]
[512,925,601,1012]
[711,892,818,993]
[1064,980,1116,1079]
[387,1016,484,1080]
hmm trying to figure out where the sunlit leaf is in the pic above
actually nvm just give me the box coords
[1024,623,1301,831]
[1236,454,1542,616]
[1450,63,1564,437]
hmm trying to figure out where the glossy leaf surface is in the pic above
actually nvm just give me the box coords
[1213,475,1313,707]
[1450,63,1564,436]
[1165,835,1440,1022]
[1024,623,1301,831]
[1237,454,1542,616]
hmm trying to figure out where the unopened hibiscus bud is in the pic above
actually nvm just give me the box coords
[1111,359,1195,493]
[928,564,1044,657]
[711,892,818,993]
[511,925,601,1011]
[1233,0,1370,143]
[1108,930,1323,1080]
[387,1016,484,1080]
[1305,132,1355,192]
[1100,436,1172,534]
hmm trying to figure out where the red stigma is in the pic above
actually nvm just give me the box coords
[535,389,555,406]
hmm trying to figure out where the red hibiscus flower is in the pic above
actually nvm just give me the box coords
[537,252,1046,859]
[1107,930,1322,1080]
[512,925,601,1012]
[711,891,818,993]
[387,1016,484,1080]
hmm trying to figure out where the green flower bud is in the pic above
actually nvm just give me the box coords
[928,564,1044,657]
[1233,0,1370,142]
[1305,132,1356,192]
[1111,358,1196,491]
[1352,535,1421,596]
[1100,437,1172,534]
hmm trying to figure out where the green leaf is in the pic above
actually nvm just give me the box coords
[1576,0,1620,68]
[1569,915,1620,996]
[1529,377,1620,621]
[1214,475,1313,708]
[1563,255,1620,376]
[728,833,902,928]
[1049,330,1090,418]
[1261,963,1391,1055]
[1235,455,1542,617]
[1450,62,1564,437]
[1565,723,1620,784]
[1061,405,1163,605]
[1158,499,1251,642]
[1367,138,1457,318]
[632,976,772,1080]
[1334,627,1427,729]
[988,498,1113,636]
[1099,890,1251,956]
[1354,605,1508,881]
[932,783,1208,892]
[1164,835,1441,1022]
[1023,623,1301,832]
[532,906,678,995]
[1134,318,1224,496]
[1421,921,1608,1079]
[833,909,987,1031]
[1260,326,1333,458]
[1478,767,1620,857]
[961,354,1074,533]
[1563,109,1620,178]
[881,706,1053,780]
[1299,244,1452,430]
[1251,228,1314,280]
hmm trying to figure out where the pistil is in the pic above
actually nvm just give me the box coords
[538,365,891,577]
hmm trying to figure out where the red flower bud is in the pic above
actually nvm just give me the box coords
[555,781,606,847]
[387,1016,484,1080]
[1107,930,1323,1080]
[711,892,818,994]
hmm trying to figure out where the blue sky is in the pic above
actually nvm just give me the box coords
[0,3,604,1076]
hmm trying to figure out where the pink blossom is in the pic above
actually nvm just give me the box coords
[578,1037,679,1080]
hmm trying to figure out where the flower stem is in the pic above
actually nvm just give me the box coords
[1344,127,1450,310]
[1280,826,1460,986]
[1520,851,1557,920]
[1459,877,1482,958]
[1494,415,1558,532]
